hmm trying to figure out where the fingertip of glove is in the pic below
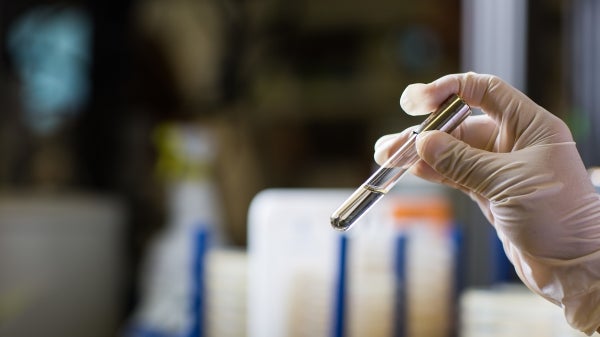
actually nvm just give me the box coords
[400,84,432,115]
[374,134,395,151]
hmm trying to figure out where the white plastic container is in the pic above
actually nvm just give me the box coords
[247,186,457,337]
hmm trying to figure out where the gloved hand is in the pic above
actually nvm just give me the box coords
[374,72,600,335]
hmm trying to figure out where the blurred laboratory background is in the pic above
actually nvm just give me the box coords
[0,0,597,336]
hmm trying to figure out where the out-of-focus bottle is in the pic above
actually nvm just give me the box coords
[127,122,225,337]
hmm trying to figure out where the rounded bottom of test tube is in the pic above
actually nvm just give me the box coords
[330,186,385,231]
[330,215,350,232]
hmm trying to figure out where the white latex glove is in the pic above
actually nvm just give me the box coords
[374,72,600,335]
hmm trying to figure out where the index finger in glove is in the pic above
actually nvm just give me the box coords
[401,72,575,147]
[400,72,540,123]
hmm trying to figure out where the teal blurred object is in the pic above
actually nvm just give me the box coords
[7,6,92,134]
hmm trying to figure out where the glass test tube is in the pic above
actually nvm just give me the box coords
[330,94,471,231]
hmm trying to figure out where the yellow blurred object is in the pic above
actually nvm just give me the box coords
[153,123,216,182]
